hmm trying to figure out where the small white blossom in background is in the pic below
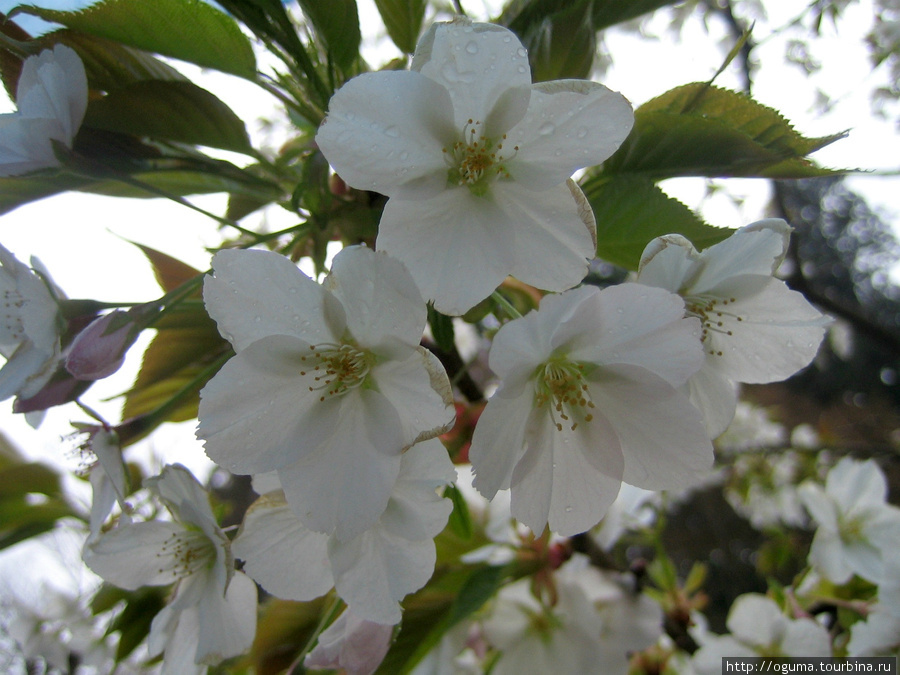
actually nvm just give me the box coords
[0,243,64,403]
[715,401,787,454]
[0,44,87,176]
[197,245,455,541]
[636,219,831,436]
[592,483,660,551]
[469,283,712,536]
[798,457,900,585]
[691,594,831,674]
[847,604,900,656]
[725,452,808,530]
[482,553,661,674]
[316,18,634,315]
[4,584,116,674]
[83,464,257,675]
[233,438,455,624]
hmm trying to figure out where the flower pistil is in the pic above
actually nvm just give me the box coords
[300,342,374,401]
[443,119,518,196]
[534,358,596,432]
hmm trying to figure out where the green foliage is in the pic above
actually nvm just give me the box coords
[99,585,168,660]
[13,0,257,78]
[500,0,596,81]
[374,0,427,54]
[296,0,361,71]
[603,83,845,180]
[427,305,456,353]
[444,483,474,540]
[376,564,508,674]
[581,174,732,270]
[0,458,78,550]
[83,80,252,154]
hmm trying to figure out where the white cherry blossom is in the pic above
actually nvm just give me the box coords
[636,219,831,436]
[316,18,634,315]
[197,245,455,540]
[83,464,257,675]
[692,594,831,674]
[847,604,900,656]
[232,438,456,624]
[468,283,713,536]
[0,44,88,176]
[799,457,900,585]
[482,553,662,674]
[0,243,64,403]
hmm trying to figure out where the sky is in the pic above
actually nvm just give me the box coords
[0,0,898,609]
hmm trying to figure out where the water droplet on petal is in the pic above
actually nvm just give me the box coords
[577,127,588,139]
[516,47,527,58]
[538,122,555,136]
[517,65,527,74]
[565,506,573,513]
[384,125,400,138]
[465,41,478,54]
[399,151,409,160]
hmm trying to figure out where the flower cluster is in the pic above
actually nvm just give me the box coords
[0,10,846,675]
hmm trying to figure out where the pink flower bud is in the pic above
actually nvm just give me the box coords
[65,309,140,380]
[305,610,394,675]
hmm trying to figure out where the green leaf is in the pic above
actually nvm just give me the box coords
[121,317,228,423]
[603,83,845,180]
[83,80,252,154]
[445,484,473,540]
[499,0,596,82]
[373,0,426,54]
[106,586,167,660]
[427,305,455,354]
[582,174,733,270]
[133,243,203,294]
[0,498,76,550]
[13,0,257,79]
[0,462,61,499]
[377,565,507,674]
[591,0,681,31]
[38,30,187,92]
[296,0,360,71]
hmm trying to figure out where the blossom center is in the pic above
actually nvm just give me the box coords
[534,358,595,432]
[443,119,517,196]
[684,293,744,357]
[157,529,216,580]
[300,342,373,401]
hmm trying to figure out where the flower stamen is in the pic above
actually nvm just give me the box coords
[534,359,595,432]
[156,530,216,580]
[300,343,373,401]
[443,119,518,195]
[685,294,745,357]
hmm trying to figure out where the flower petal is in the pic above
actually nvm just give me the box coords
[690,219,792,293]
[17,45,87,141]
[702,275,829,383]
[510,407,624,536]
[377,187,515,315]
[507,79,634,190]
[370,348,455,449]
[588,365,713,490]
[233,492,333,601]
[329,525,437,624]
[195,571,258,665]
[204,248,341,353]
[470,383,535,499]
[687,363,739,437]
[637,234,698,293]
[83,521,189,589]
[325,246,425,357]
[566,283,703,387]
[197,334,340,474]
[278,388,405,540]
[304,610,394,675]
[316,70,454,199]
[379,438,455,540]
[412,19,532,130]
[499,180,595,294]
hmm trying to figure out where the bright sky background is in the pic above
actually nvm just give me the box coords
[0,0,897,608]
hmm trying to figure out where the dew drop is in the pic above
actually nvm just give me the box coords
[399,151,409,160]
[516,47,527,58]
[565,506,573,513]
[503,35,512,43]
[517,65,527,74]
[384,125,400,138]
[538,122,555,136]
[465,40,478,55]
[254,315,261,323]
[576,127,588,139]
